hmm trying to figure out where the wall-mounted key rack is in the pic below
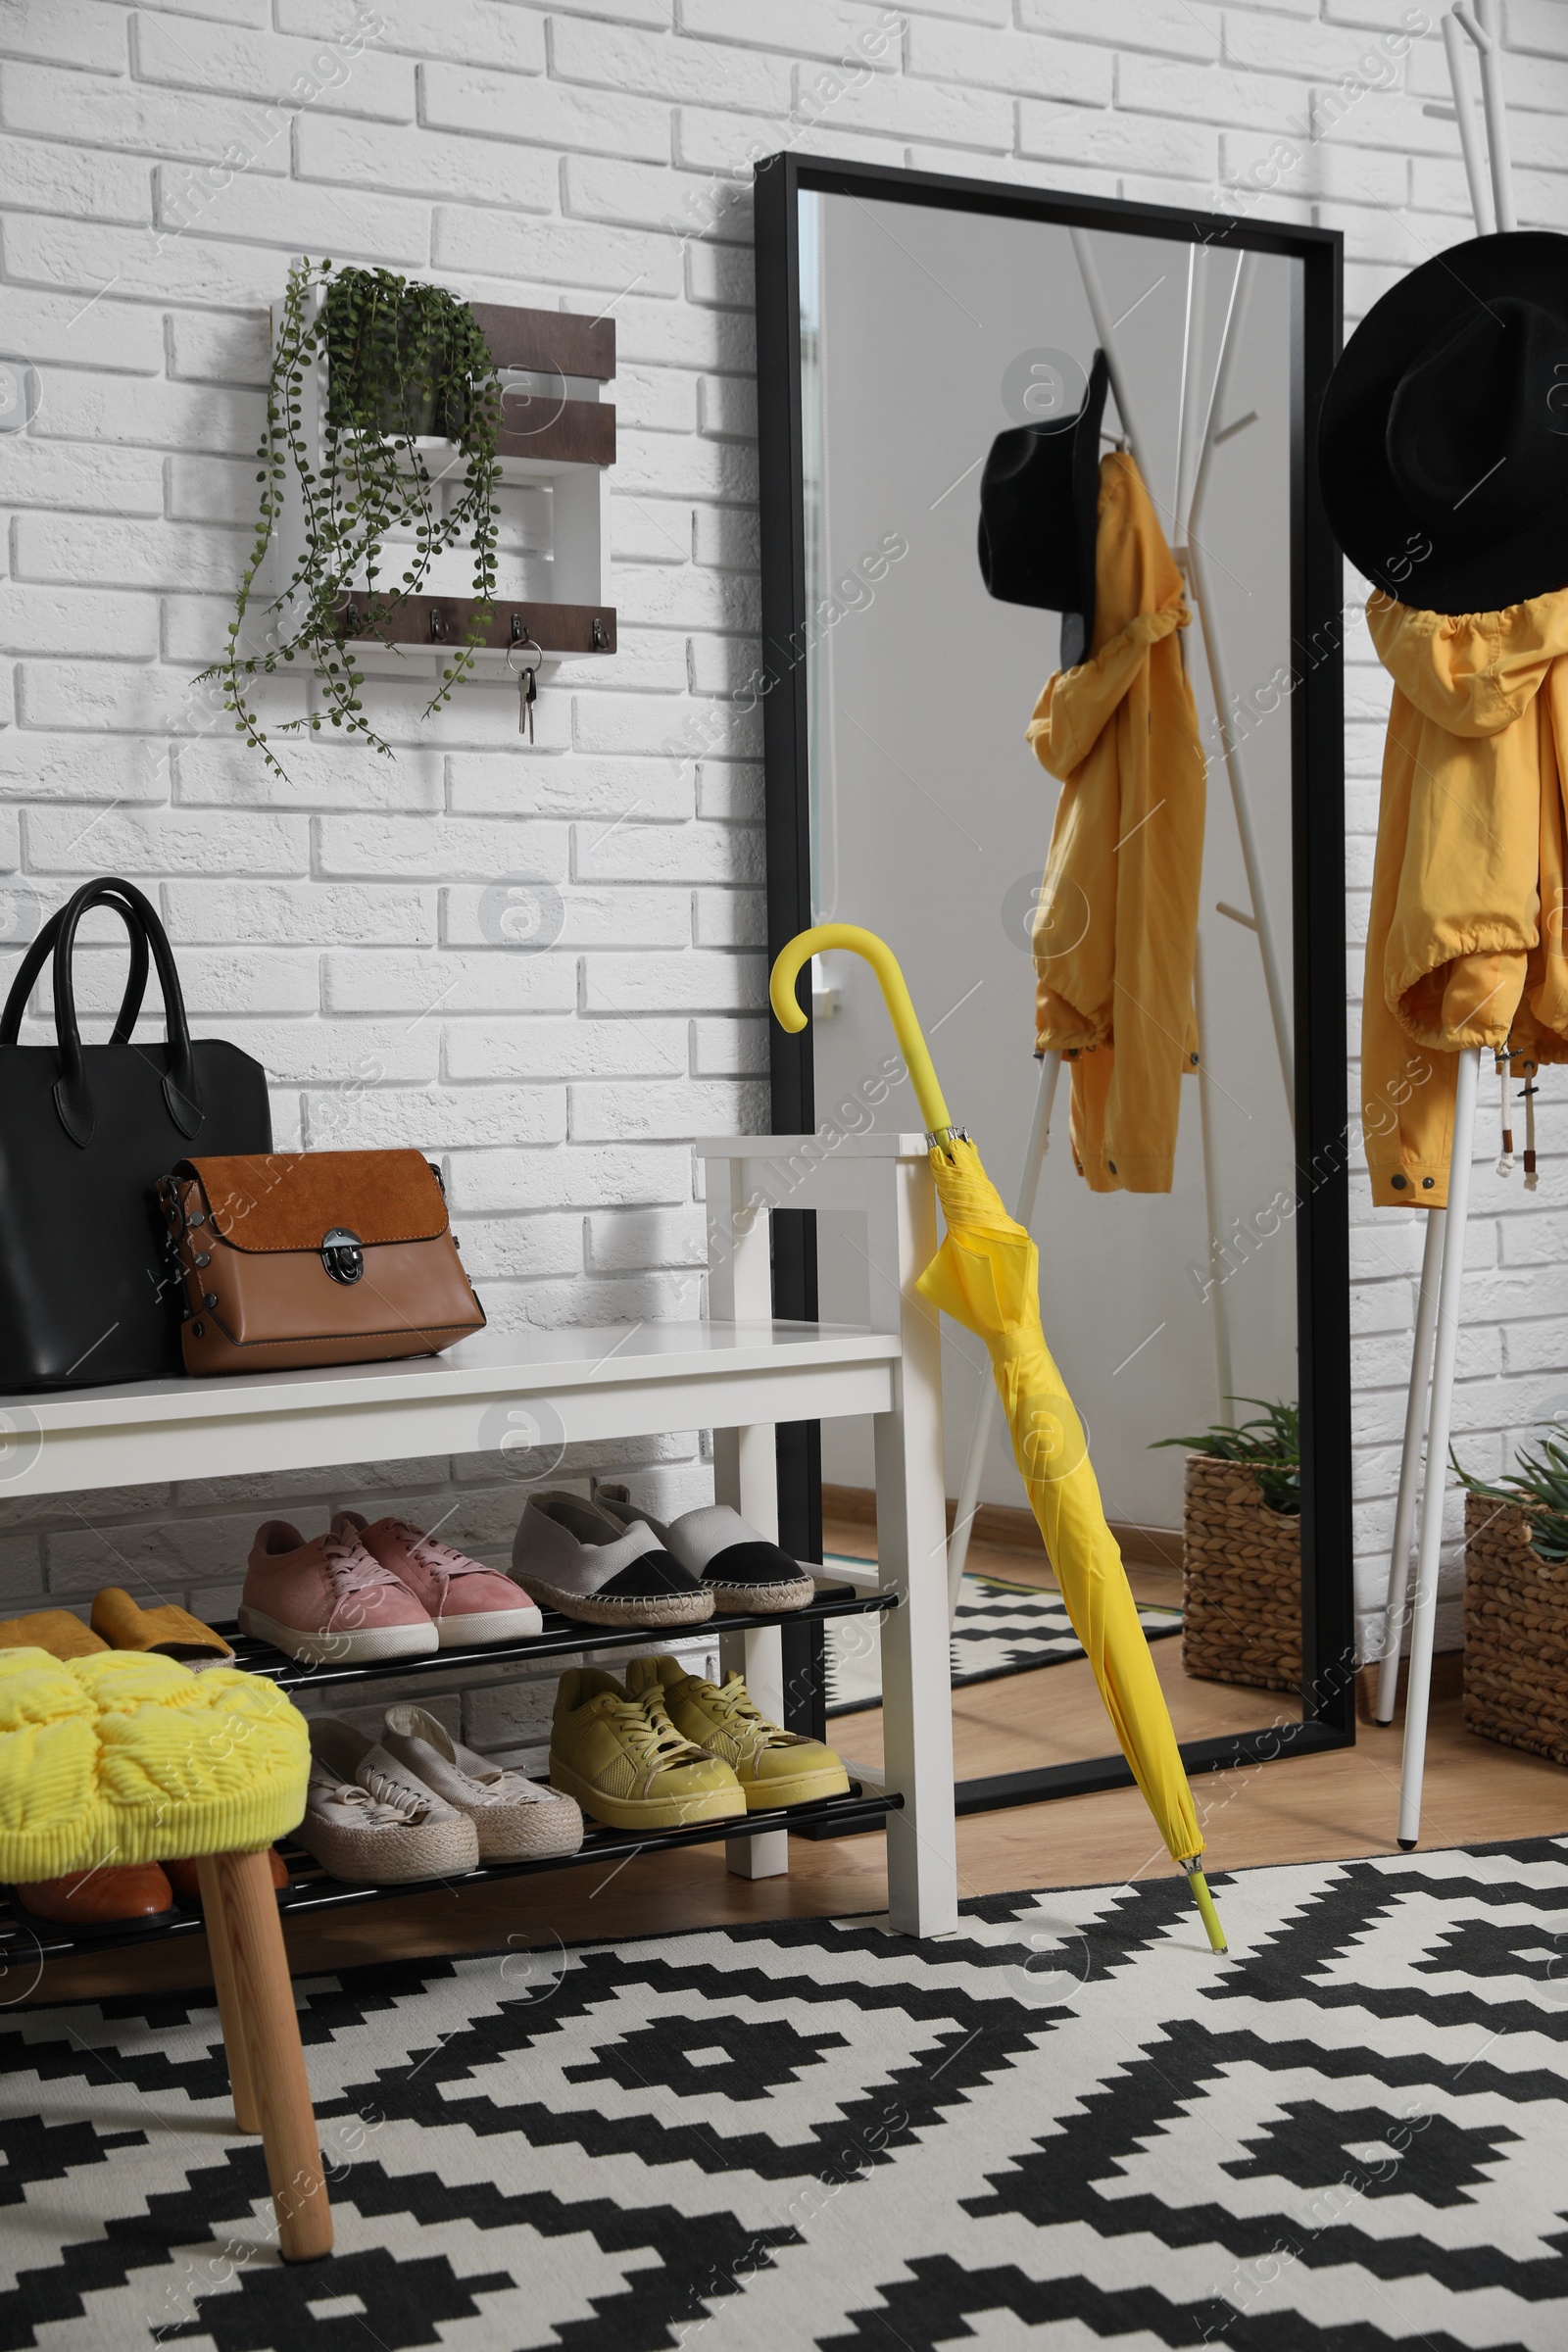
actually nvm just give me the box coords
[270,286,617,676]
[332,597,615,658]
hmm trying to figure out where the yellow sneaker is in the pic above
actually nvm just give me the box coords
[623,1657,851,1810]
[549,1666,746,1832]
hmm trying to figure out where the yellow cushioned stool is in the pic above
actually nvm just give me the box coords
[0,1647,330,2261]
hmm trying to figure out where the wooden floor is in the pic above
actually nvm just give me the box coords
[29,1512,1568,2005]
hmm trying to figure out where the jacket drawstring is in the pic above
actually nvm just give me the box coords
[1523,1066,1540,1191]
[1496,1053,1542,1187]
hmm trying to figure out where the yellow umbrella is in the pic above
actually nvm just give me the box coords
[772,921,1226,1954]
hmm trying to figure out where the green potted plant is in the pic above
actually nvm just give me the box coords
[204,258,502,779]
[1452,1428,1568,1561]
[1152,1398,1301,1691]
[1451,1429,1568,1764]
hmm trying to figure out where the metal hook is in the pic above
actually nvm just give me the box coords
[507,614,543,674]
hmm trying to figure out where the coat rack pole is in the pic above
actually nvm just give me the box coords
[1181,268,1238,1429]
[1068,228,1153,485]
[1458,0,1516,232]
[1443,11,1494,234]
[1387,4,1510,1843]
[1173,245,1210,543]
[1398,1047,1481,1845]
[1186,254,1296,1123]
[1375,1203,1446,1724]
[1193,932,1236,1426]
[947,1049,1060,1618]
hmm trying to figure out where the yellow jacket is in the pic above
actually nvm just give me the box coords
[1026,452,1206,1193]
[1361,592,1568,1207]
[0,1647,308,1881]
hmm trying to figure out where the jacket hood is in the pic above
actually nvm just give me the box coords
[1028,454,1190,785]
[1366,589,1568,738]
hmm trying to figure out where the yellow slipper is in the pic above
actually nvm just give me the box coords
[90,1587,234,1667]
[0,1609,108,1662]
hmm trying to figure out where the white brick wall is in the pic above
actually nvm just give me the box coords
[0,0,1560,1686]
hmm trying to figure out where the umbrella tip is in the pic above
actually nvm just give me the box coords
[1183,1863,1229,1954]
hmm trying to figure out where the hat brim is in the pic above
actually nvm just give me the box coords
[1319,230,1568,612]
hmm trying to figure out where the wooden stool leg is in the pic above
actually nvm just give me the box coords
[195,1855,260,2134]
[207,1848,332,2263]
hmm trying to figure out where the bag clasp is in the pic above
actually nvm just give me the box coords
[320,1227,365,1285]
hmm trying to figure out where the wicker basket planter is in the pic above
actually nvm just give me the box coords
[1463,1492,1568,1765]
[1180,1450,1301,1692]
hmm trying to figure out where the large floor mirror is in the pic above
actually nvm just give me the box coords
[755,156,1353,1813]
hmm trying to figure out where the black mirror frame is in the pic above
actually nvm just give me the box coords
[753,149,1355,1812]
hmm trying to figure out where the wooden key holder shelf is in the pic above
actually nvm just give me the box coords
[273,286,617,677]
[334,596,616,660]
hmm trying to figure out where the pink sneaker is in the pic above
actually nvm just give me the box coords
[239,1519,439,1664]
[334,1511,543,1648]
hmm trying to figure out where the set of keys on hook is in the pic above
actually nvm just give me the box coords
[508,617,543,742]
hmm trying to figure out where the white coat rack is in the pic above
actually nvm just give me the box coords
[947,230,1293,1615]
[1376,0,1513,1847]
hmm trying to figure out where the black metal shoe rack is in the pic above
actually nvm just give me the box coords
[0,1583,901,1964]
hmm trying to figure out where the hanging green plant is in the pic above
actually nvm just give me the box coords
[1152,1397,1301,1515]
[1451,1426,1568,1562]
[203,257,502,776]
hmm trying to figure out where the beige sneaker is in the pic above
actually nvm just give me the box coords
[297,1717,479,1884]
[623,1657,850,1810]
[549,1667,746,1831]
[381,1703,583,1862]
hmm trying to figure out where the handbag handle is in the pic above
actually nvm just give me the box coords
[0,882,151,1048]
[48,880,203,1149]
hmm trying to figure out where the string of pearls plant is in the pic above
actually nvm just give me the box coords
[204,257,502,777]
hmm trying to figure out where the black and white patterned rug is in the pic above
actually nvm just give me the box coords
[823,1563,1182,1715]
[3,1837,1565,2347]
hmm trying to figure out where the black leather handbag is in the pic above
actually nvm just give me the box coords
[0,878,271,1391]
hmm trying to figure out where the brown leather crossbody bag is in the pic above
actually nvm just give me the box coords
[157,1149,485,1377]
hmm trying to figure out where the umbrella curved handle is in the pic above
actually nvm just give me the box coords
[769,923,955,1139]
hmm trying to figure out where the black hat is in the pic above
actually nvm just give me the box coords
[978,348,1107,662]
[1319,230,1568,613]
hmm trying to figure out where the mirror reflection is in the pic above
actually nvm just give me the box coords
[799,190,1303,1743]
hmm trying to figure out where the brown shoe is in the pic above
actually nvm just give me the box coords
[0,1609,107,1662]
[165,1848,289,1905]
[90,1587,233,1667]
[14,1863,175,1933]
